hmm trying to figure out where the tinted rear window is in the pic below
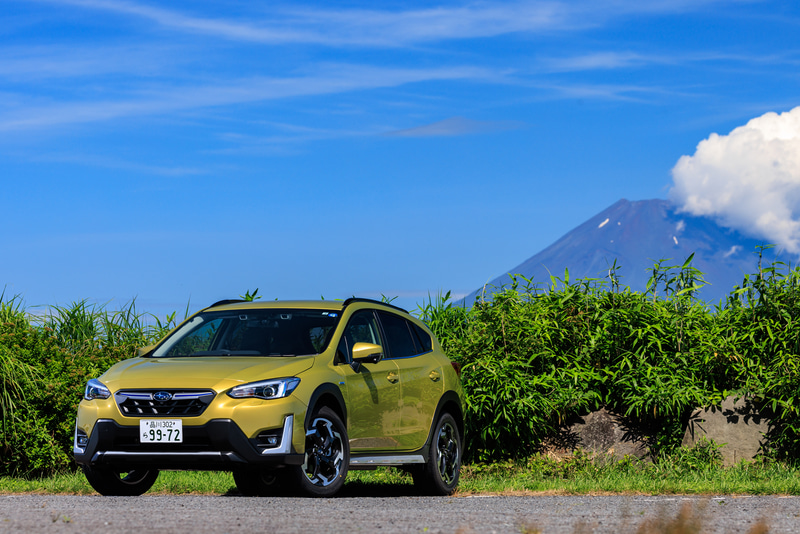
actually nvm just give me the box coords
[412,323,433,353]
[377,311,419,358]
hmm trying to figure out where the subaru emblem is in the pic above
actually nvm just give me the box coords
[153,391,172,402]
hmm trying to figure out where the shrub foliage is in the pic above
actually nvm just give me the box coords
[0,296,176,477]
[4,247,800,475]
[420,249,800,462]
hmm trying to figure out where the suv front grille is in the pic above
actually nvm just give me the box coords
[115,390,215,417]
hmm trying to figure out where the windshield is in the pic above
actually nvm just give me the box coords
[151,309,341,358]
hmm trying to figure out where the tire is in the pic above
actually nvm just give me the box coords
[412,412,461,496]
[83,466,159,496]
[233,467,288,496]
[290,406,349,497]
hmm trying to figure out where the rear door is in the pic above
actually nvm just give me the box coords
[376,311,444,451]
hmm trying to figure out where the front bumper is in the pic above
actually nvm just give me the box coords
[74,417,304,470]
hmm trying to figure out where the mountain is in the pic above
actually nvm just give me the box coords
[464,198,780,305]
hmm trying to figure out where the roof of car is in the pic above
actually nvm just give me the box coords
[204,297,408,314]
[205,300,344,311]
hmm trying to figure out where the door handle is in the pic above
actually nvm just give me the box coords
[429,370,441,382]
[386,371,399,384]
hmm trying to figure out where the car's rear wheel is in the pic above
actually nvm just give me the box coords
[290,406,349,497]
[83,466,159,496]
[412,412,461,495]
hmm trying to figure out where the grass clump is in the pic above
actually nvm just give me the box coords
[457,450,800,495]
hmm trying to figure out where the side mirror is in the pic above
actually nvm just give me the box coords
[350,342,383,372]
[136,345,156,357]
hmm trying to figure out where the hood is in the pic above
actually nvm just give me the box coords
[99,355,316,392]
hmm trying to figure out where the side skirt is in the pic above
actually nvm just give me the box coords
[349,454,424,470]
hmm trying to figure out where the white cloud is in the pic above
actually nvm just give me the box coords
[29,0,736,47]
[539,52,654,72]
[385,117,523,137]
[723,245,742,258]
[35,151,206,176]
[37,0,314,44]
[530,81,664,102]
[0,65,491,131]
[535,50,795,74]
[0,45,173,81]
[669,106,800,253]
[290,3,570,45]
[19,0,568,46]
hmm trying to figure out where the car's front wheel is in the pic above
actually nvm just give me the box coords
[412,412,461,495]
[83,466,159,496]
[291,406,349,497]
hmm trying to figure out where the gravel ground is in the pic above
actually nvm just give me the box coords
[0,494,797,533]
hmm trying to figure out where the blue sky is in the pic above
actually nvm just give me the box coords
[3,0,800,317]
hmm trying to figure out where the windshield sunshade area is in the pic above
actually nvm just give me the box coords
[151,309,341,358]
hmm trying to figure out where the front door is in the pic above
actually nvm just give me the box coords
[337,310,401,452]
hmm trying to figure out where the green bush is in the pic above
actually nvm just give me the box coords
[420,250,800,462]
[5,251,800,475]
[0,297,177,477]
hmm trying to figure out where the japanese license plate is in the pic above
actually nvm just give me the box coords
[140,419,183,443]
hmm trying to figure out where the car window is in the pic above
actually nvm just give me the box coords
[412,323,433,353]
[345,310,382,345]
[338,310,382,362]
[162,316,224,357]
[377,311,419,359]
[153,309,340,357]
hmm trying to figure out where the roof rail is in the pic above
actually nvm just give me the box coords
[342,297,408,314]
[207,299,248,308]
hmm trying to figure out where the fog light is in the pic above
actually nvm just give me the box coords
[74,428,89,452]
[256,431,281,449]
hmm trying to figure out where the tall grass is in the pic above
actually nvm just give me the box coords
[41,298,179,352]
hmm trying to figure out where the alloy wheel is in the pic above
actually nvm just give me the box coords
[303,416,345,487]
[436,421,459,486]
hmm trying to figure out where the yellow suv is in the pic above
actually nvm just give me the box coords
[74,298,463,497]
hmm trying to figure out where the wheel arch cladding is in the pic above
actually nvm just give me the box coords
[433,391,464,442]
[305,383,347,428]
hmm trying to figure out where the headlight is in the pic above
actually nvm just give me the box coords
[84,378,111,400]
[228,377,300,400]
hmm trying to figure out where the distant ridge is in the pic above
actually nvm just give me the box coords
[464,199,777,305]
